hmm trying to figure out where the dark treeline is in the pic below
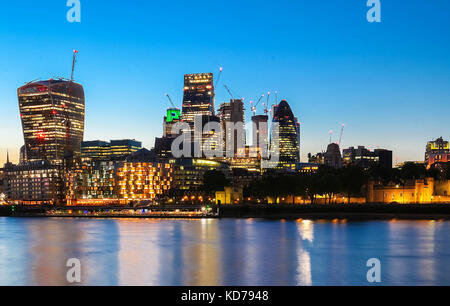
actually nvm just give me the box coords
[241,162,450,204]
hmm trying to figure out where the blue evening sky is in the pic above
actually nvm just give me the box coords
[1,0,450,164]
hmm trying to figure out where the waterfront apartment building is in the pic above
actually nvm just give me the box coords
[66,150,172,205]
[81,139,142,160]
[269,100,300,170]
[3,161,64,205]
[425,137,450,169]
[116,161,172,202]
[18,79,85,164]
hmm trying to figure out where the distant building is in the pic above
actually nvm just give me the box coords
[163,108,182,138]
[269,100,300,170]
[343,146,393,169]
[81,139,142,160]
[251,115,269,157]
[308,152,325,164]
[324,143,343,168]
[19,145,27,165]
[425,137,450,169]
[18,79,85,164]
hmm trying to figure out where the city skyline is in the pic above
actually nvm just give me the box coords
[1,1,450,165]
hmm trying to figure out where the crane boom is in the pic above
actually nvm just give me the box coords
[264,92,271,114]
[215,67,223,88]
[338,124,345,146]
[224,85,234,99]
[251,94,265,116]
[166,94,177,109]
[71,50,78,82]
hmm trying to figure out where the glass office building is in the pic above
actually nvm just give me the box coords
[182,73,215,128]
[18,79,85,164]
[269,100,300,170]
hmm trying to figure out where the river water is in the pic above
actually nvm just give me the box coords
[0,217,449,286]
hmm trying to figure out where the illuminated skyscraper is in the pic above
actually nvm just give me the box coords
[269,100,300,169]
[18,79,85,164]
[182,73,215,128]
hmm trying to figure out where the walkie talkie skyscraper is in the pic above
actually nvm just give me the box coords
[17,79,85,164]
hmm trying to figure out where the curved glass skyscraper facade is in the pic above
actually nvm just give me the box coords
[18,79,85,164]
[270,100,300,170]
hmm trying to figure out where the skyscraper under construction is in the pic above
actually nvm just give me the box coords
[17,79,85,164]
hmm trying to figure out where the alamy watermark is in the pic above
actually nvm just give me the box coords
[367,0,381,23]
[366,258,381,283]
[67,0,81,23]
[66,258,81,283]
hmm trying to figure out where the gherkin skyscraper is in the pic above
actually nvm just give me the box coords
[269,100,300,170]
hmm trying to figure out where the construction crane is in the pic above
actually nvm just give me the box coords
[70,50,78,82]
[263,91,271,114]
[251,94,264,116]
[329,130,333,144]
[224,85,234,100]
[215,67,223,88]
[338,124,345,146]
[165,94,178,109]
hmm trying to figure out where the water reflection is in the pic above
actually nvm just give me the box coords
[0,217,449,286]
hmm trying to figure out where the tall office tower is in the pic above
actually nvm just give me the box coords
[269,100,300,170]
[251,115,269,156]
[182,73,215,129]
[218,99,246,156]
[18,79,85,164]
[425,137,450,169]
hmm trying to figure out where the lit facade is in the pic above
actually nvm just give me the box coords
[164,108,182,138]
[81,139,142,160]
[170,158,231,192]
[425,137,450,169]
[18,79,85,164]
[182,73,215,128]
[3,161,64,205]
[367,178,435,204]
[116,162,172,201]
[269,100,300,170]
[66,159,116,204]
